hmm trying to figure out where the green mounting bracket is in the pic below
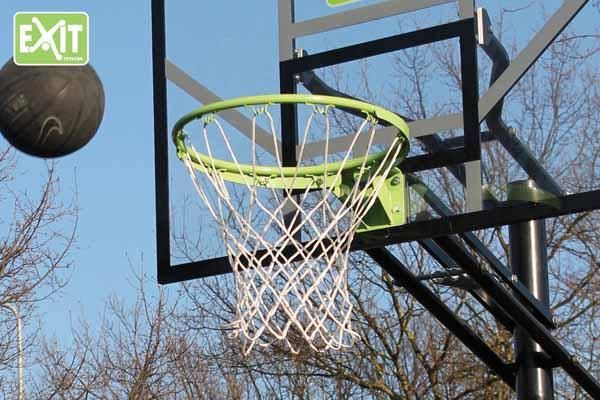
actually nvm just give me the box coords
[507,180,561,209]
[351,168,407,233]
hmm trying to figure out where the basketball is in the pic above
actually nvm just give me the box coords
[0,59,105,158]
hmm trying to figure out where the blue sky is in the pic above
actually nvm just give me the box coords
[0,0,592,348]
[1,0,157,339]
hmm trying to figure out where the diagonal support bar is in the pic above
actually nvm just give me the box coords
[409,176,555,328]
[419,237,515,330]
[367,247,516,389]
[478,0,589,122]
[165,60,280,156]
[433,235,600,399]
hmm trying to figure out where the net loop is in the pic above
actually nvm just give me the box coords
[251,104,270,116]
[311,103,331,115]
[366,113,379,125]
[202,112,216,126]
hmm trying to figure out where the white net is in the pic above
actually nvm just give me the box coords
[180,101,406,354]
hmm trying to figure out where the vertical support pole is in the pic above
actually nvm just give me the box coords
[278,0,301,236]
[278,0,295,62]
[278,0,298,166]
[465,160,482,212]
[508,179,554,400]
[458,0,475,19]
[458,2,482,213]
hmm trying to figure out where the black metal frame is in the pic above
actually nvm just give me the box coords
[352,190,600,250]
[151,1,600,397]
[152,0,171,282]
[280,19,481,173]
[367,247,517,389]
[153,17,483,284]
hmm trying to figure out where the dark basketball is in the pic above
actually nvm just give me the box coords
[0,59,105,158]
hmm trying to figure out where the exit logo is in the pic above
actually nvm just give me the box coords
[14,12,89,66]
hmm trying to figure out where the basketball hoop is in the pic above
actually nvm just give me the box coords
[172,94,410,353]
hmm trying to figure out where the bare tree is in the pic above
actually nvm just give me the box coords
[0,148,77,397]
[31,267,274,400]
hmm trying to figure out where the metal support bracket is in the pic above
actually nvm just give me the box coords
[355,168,407,232]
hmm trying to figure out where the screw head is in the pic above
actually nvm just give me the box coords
[393,206,401,213]
[391,176,402,186]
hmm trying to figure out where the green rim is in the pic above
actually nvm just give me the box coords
[172,94,410,179]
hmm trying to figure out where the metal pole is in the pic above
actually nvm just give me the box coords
[508,180,554,400]
[1,304,23,400]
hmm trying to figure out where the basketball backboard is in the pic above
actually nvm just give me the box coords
[152,0,597,284]
[154,0,482,282]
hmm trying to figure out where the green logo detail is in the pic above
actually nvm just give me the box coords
[327,0,361,7]
[14,12,89,66]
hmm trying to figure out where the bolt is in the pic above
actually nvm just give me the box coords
[393,206,401,213]
[391,176,402,186]
[511,275,518,283]
[552,316,558,326]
